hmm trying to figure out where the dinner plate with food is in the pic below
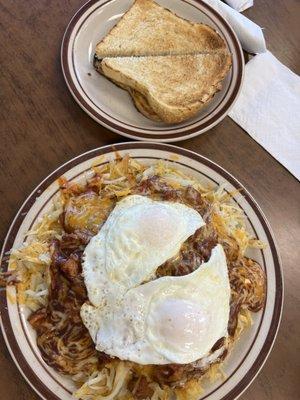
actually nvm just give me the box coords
[61,0,244,141]
[0,142,282,400]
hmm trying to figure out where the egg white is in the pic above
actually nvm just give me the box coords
[82,195,205,307]
[81,244,230,365]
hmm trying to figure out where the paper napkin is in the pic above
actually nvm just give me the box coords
[203,0,266,53]
[229,51,300,180]
[225,0,253,12]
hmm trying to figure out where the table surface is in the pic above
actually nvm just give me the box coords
[0,0,299,399]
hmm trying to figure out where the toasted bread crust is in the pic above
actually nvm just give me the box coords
[100,53,232,123]
[131,89,163,121]
[95,0,226,58]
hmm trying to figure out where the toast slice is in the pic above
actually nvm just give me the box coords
[95,0,226,59]
[130,89,162,121]
[100,52,232,123]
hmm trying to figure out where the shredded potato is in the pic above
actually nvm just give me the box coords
[26,199,63,241]
[175,379,203,400]
[9,242,51,310]
[74,362,132,400]
[3,155,266,400]
[234,308,253,339]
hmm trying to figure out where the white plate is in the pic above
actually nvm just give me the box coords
[61,0,244,142]
[0,142,282,400]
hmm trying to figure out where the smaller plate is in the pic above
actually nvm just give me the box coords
[61,0,244,142]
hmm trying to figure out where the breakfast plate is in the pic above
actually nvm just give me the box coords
[0,142,282,400]
[61,0,244,142]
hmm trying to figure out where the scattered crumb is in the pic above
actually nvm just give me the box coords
[169,154,180,161]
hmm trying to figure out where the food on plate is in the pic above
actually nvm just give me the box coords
[99,53,232,123]
[82,195,205,307]
[94,0,226,58]
[3,155,266,400]
[93,0,232,123]
[82,242,230,365]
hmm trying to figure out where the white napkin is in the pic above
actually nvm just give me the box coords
[225,0,253,12]
[229,51,300,180]
[203,0,266,53]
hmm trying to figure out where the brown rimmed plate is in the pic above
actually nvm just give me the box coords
[0,142,282,400]
[61,0,244,142]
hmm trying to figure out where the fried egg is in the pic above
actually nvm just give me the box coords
[81,244,230,365]
[82,195,205,307]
